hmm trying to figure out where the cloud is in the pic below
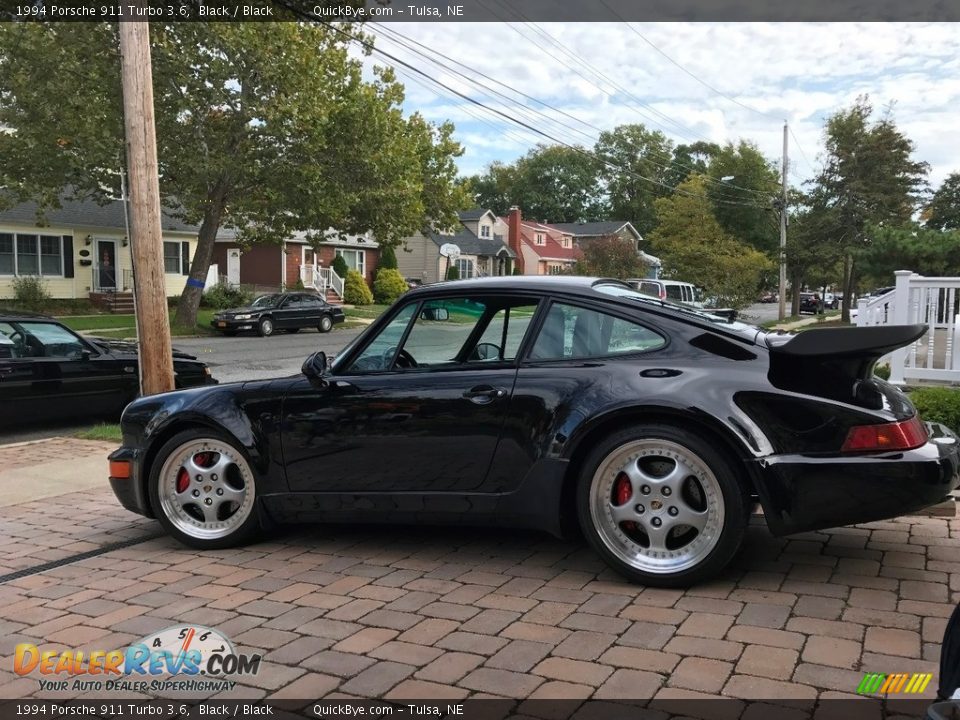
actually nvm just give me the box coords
[360,22,960,187]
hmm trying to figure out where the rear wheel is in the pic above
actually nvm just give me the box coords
[318,315,333,333]
[577,424,749,587]
[148,430,260,549]
[258,317,275,337]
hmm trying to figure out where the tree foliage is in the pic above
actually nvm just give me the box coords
[926,173,960,231]
[378,244,398,270]
[858,224,960,284]
[0,22,468,327]
[572,236,646,279]
[805,96,929,320]
[649,176,773,309]
[331,254,350,278]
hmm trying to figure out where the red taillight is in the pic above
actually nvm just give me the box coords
[842,416,928,452]
[659,289,666,300]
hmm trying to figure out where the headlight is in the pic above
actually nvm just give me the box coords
[234,314,252,320]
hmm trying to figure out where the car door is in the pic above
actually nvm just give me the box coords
[298,294,324,328]
[280,294,542,494]
[5,320,134,423]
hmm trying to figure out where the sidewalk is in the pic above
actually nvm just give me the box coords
[0,437,115,507]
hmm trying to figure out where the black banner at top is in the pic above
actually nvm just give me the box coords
[0,0,957,23]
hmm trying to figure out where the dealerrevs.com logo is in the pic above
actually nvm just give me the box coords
[14,625,261,693]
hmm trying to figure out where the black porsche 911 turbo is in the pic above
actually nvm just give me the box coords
[108,277,959,586]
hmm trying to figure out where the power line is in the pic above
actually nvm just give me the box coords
[788,125,817,176]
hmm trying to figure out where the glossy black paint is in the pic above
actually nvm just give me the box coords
[109,276,960,539]
[0,312,215,427]
[211,292,345,335]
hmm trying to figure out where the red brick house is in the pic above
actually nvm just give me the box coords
[504,207,582,275]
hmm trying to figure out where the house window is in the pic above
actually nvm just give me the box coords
[456,258,474,279]
[562,237,572,249]
[548,263,565,275]
[480,225,491,238]
[162,241,181,274]
[0,233,65,276]
[335,248,365,277]
[535,233,545,246]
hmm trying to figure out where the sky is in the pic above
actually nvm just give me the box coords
[357,22,960,192]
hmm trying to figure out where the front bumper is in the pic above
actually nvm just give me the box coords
[108,446,152,517]
[754,421,960,536]
[211,317,257,332]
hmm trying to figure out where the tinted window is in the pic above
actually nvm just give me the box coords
[347,303,417,372]
[469,303,538,362]
[639,282,660,297]
[18,322,87,358]
[283,296,302,307]
[529,303,665,360]
[665,285,683,301]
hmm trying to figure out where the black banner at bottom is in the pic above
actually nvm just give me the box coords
[0,698,956,720]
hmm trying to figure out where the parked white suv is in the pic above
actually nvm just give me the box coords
[626,278,704,308]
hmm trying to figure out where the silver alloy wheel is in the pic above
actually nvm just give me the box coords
[260,318,274,336]
[157,439,255,541]
[589,439,724,574]
[319,315,333,332]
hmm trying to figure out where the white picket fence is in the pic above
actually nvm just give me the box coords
[856,270,960,385]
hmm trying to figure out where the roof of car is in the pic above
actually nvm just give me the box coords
[0,309,56,321]
[412,276,619,294]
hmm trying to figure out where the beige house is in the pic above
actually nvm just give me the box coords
[0,196,210,308]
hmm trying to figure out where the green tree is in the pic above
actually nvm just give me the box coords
[373,267,407,304]
[706,141,780,256]
[785,204,844,315]
[0,22,466,328]
[806,96,929,321]
[343,269,373,305]
[446,265,460,280]
[331,254,350,278]
[665,141,720,189]
[649,176,774,309]
[573,236,647,279]
[466,144,606,223]
[378,244,398,270]
[858,224,960,284]
[594,124,675,235]
[925,172,960,231]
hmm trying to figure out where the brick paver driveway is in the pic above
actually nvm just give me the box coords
[0,438,957,713]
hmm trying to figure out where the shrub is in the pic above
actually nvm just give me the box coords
[379,245,398,270]
[201,282,253,309]
[909,387,960,433]
[12,275,51,311]
[373,268,407,305]
[873,363,891,381]
[446,265,460,280]
[343,269,373,305]
[293,277,305,291]
[332,254,349,278]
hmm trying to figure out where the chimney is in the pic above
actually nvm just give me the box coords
[508,206,524,274]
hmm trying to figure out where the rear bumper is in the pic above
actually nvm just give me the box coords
[108,446,152,517]
[754,422,960,536]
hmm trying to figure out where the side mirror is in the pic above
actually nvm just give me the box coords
[302,351,328,380]
[421,308,449,321]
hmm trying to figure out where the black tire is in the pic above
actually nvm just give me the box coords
[147,429,261,550]
[576,423,749,587]
[318,315,334,333]
[258,317,275,337]
[284,328,300,334]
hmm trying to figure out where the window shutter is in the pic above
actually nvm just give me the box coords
[63,236,74,278]
[181,242,190,275]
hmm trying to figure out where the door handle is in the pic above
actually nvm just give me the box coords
[463,385,507,404]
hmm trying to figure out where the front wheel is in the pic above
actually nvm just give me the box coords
[318,315,333,333]
[577,424,749,587]
[258,317,275,337]
[148,430,261,549]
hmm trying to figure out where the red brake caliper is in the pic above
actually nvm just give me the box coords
[176,468,189,493]
[613,473,637,532]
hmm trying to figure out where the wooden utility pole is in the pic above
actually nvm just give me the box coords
[778,120,789,322]
[119,11,175,394]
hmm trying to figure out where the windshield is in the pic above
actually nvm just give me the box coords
[594,283,758,333]
[251,294,281,308]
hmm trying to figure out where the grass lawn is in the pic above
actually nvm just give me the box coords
[75,423,122,442]
[59,310,217,338]
[344,304,391,320]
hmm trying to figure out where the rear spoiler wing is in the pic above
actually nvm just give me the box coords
[766,324,926,358]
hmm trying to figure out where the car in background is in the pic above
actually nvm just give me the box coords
[0,310,215,427]
[627,278,703,307]
[824,293,839,310]
[108,276,957,587]
[211,291,345,337]
[799,292,823,314]
[759,291,778,303]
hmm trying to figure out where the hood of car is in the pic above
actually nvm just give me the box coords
[217,305,270,316]
[88,336,198,361]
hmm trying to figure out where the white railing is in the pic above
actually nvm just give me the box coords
[319,267,344,298]
[856,269,960,385]
[299,264,345,298]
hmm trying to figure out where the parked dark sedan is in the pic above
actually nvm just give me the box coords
[0,311,215,427]
[108,277,959,586]
[211,292,345,337]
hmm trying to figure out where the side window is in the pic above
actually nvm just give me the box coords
[18,322,88,359]
[665,285,683,301]
[284,296,302,307]
[469,303,538,362]
[682,286,693,303]
[400,298,488,366]
[528,303,665,361]
[0,321,24,359]
[347,303,417,372]
[639,282,659,298]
